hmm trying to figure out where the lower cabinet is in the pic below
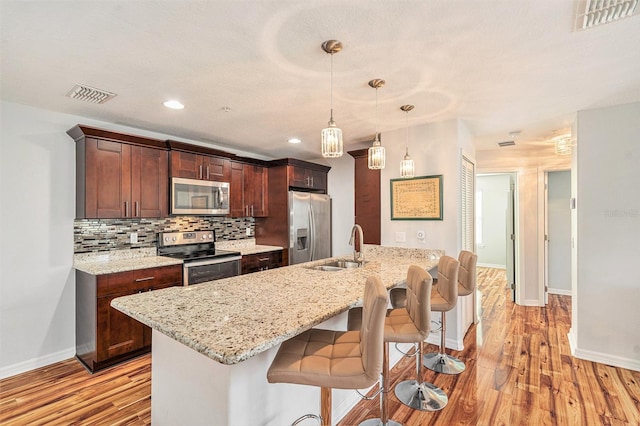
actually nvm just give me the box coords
[241,251,283,274]
[76,264,182,373]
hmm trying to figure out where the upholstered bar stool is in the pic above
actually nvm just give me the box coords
[267,276,388,426]
[422,255,462,374]
[348,265,448,425]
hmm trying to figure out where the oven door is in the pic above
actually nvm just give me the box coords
[183,256,242,285]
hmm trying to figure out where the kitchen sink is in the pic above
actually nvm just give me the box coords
[307,259,365,271]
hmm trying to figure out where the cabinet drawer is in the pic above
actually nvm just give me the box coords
[97,265,182,297]
[241,251,283,274]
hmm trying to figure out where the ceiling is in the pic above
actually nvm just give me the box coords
[2,1,639,160]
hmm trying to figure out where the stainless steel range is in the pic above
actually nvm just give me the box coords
[157,231,242,285]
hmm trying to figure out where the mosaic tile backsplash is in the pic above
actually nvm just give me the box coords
[74,216,254,253]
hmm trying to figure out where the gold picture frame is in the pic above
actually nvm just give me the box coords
[390,175,443,220]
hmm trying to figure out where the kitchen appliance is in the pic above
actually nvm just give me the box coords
[157,230,241,285]
[171,177,230,215]
[288,191,331,265]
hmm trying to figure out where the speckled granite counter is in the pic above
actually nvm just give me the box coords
[73,247,183,275]
[111,245,442,365]
[216,238,283,255]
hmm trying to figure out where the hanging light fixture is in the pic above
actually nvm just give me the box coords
[367,79,386,169]
[321,40,343,158]
[400,104,415,178]
[554,136,573,155]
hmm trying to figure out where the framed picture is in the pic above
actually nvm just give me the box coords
[390,175,443,220]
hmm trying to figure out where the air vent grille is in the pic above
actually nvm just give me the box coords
[65,84,117,104]
[498,140,516,147]
[575,0,638,30]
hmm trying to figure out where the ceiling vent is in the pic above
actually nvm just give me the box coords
[575,0,638,30]
[498,140,516,147]
[65,84,117,104]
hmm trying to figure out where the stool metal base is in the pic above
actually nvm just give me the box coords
[423,352,466,375]
[359,418,403,426]
[394,379,448,411]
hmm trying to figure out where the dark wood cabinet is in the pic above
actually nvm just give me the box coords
[289,165,327,192]
[241,250,283,274]
[230,161,268,217]
[349,149,381,245]
[170,150,231,181]
[76,264,182,373]
[68,125,168,219]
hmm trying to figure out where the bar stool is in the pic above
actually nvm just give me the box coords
[267,276,388,426]
[348,265,447,425]
[422,255,462,374]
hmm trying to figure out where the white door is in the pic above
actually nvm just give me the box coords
[546,171,572,298]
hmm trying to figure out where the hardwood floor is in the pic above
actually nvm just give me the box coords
[1,267,638,425]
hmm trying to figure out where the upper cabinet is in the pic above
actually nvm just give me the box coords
[170,150,231,182]
[68,125,168,219]
[230,161,268,217]
[348,149,380,245]
[269,158,330,194]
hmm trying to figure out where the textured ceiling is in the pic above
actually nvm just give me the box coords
[2,1,639,160]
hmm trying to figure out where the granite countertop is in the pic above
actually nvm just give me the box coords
[216,239,283,256]
[73,247,183,275]
[111,245,443,365]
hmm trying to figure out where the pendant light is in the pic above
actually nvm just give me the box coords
[321,40,343,158]
[367,79,386,170]
[400,104,415,178]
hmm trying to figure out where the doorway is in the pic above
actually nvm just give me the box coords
[544,170,572,304]
[476,173,517,301]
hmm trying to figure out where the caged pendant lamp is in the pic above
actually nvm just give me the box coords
[367,79,386,170]
[321,40,344,158]
[400,104,415,178]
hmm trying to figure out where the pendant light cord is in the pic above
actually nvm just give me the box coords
[330,53,334,122]
[405,109,409,155]
[375,87,379,136]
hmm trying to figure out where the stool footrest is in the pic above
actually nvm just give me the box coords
[292,413,322,426]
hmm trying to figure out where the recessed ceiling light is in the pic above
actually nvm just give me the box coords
[163,100,184,110]
[288,138,301,144]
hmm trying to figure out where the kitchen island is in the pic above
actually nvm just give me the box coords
[112,245,442,425]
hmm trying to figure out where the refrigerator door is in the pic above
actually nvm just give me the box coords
[289,191,311,265]
[310,193,331,261]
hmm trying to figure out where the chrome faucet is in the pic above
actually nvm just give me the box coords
[349,224,365,265]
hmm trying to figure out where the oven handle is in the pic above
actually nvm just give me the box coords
[183,256,242,268]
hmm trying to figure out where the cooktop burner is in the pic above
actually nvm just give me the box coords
[157,230,241,261]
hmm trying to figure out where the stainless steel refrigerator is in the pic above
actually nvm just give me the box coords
[288,191,331,265]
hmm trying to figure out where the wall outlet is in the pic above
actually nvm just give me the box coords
[130,232,138,244]
[246,227,251,236]
[416,230,426,243]
[395,231,406,243]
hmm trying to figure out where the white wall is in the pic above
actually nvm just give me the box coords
[0,101,266,378]
[476,174,511,267]
[571,101,640,371]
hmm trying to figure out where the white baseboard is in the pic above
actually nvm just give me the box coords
[0,347,76,380]
[477,263,506,269]
[567,328,577,355]
[573,346,640,372]
[522,299,543,307]
[548,288,572,296]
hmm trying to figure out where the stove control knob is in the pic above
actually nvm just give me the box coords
[172,237,177,242]
[164,237,169,243]
[201,235,206,240]
[208,233,213,239]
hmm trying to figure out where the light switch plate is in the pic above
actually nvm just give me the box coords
[130,232,138,244]
[246,227,251,236]
[395,231,406,243]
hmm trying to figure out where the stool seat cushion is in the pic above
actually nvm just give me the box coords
[267,328,376,390]
[385,308,423,343]
[430,286,452,312]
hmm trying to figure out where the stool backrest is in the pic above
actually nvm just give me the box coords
[405,265,433,336]
[436,255,460,308]
[360,276,389,383]
[458,250,478,296]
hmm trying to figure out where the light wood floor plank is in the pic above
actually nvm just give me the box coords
[1,267,639,425]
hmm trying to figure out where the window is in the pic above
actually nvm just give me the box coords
[461,155,475,251]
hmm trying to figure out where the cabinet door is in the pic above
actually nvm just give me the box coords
[170,151,203,179]
[289,165,309,188]
[309,169,327,192]
[85,138,131,218]
[245,165,268,217]
[202,156,231,181]
[131,146,168,218]
[96,290,145,362]
[229,161,246,217]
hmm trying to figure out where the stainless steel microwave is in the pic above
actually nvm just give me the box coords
[171,177,230,215]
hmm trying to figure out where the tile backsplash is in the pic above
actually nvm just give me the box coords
[74,216,254,253]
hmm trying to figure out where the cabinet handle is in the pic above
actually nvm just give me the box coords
[199,165,203,179]
[124,201,129,217]
[206,166,210,180]
[310,176,314,187]
[258,257,270,262]
[251,205,254,216]
[135,201,139,217]
[135,276,155,282]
